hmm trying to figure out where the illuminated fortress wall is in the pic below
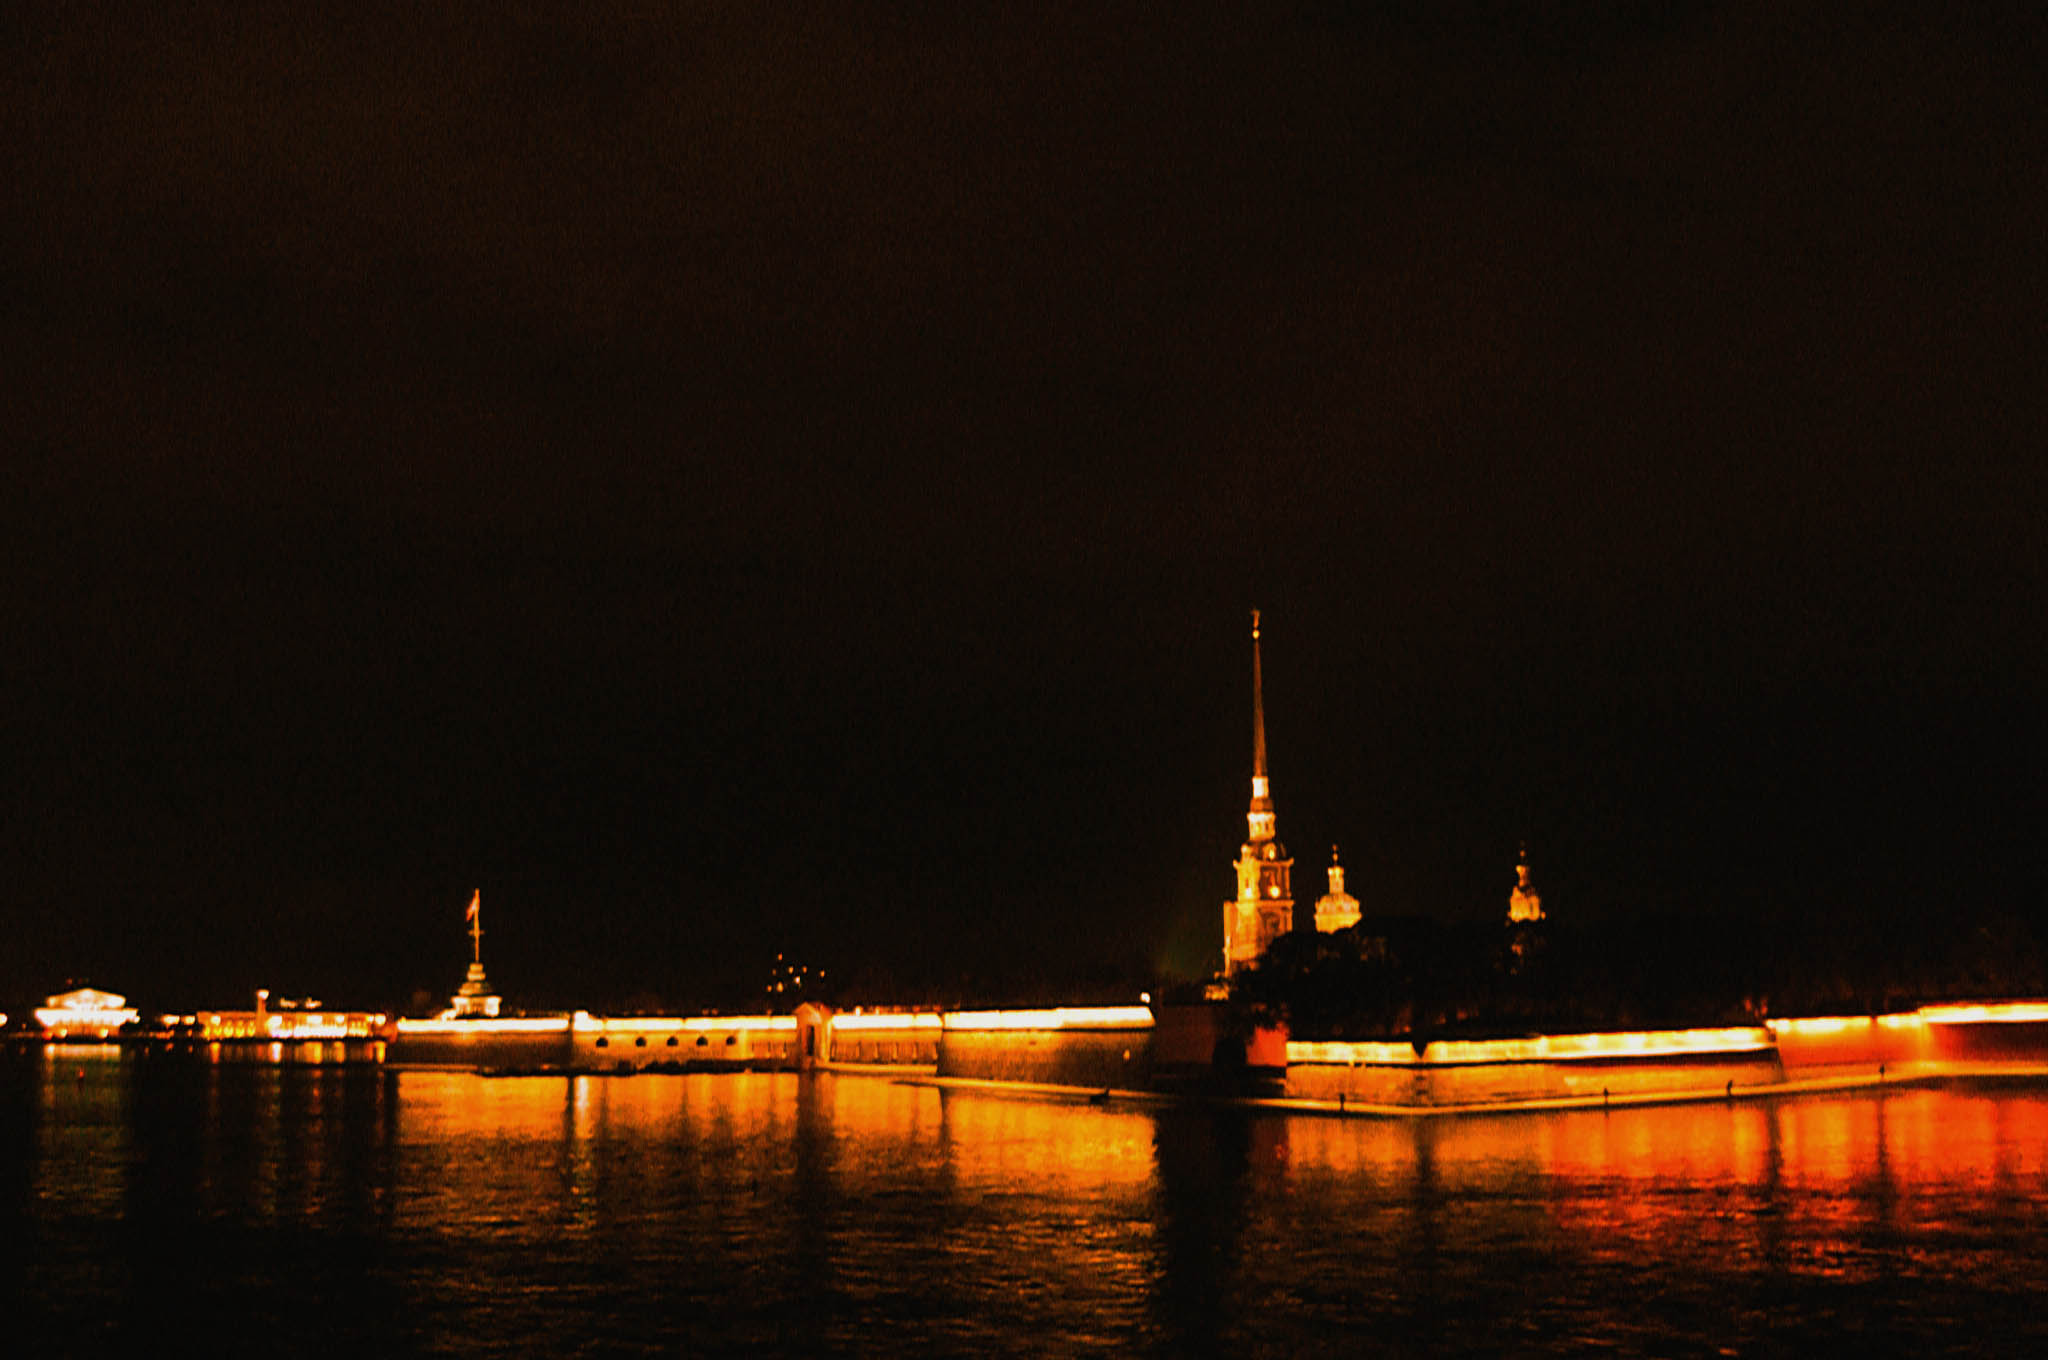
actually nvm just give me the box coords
[1766,1015,1935,1071]
[1286,1050,1786,1107]
[386,1011,925,1073]
[389,1016,574,1069]
[936,1007,1156,1091]
[1922,1005,2048,1062]
[1286,1028,1784,1107]
[571,1015,798,1071]
[391,1014,804,1071]
[1282,1008,2048,1108]
[1771,1005,2048,1073]
[818,1012,941,1069]
[368,1003,2048,1093]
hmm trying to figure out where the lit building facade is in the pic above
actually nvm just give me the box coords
[1314,845,1361,933]
[171,989,387,1041]
[36,987,139,1039]
[446,960,503,1018]
[1224,612,1293,975]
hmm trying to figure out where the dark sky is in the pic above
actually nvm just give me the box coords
[5,2,2045,1013]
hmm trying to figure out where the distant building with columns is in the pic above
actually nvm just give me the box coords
[36,987,138,1040]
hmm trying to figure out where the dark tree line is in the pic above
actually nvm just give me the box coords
[1232,906,2048,1042]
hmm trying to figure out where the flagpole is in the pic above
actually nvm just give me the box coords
[468,890,482,965]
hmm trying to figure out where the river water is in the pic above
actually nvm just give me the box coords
[5,1051,2046,1356]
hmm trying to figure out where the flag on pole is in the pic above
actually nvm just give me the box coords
[466,889,480,923]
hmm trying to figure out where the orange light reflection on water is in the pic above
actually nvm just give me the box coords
[1284,1084,2048,1289]
[929,1089,1160,1335]
[359,1066,2048,1327]
[939,1090,1157,1194]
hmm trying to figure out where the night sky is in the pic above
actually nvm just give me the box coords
[6,2,2045,1015]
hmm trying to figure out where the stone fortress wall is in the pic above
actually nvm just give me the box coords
[379,1000,2048,1112]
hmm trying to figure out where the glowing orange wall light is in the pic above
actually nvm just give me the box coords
[1289,1027,1771,1068]
[943,1006,1155,1032]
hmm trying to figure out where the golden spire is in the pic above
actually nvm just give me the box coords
[1251,609,1268,787]
[1246,610,1275,842]
[1224,609,1292,975]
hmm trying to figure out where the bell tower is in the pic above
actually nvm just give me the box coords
[1507,842,1544,923]
[1224,610,1294,976]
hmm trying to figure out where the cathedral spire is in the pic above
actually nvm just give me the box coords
[1224,609,1291,975]
[1246,610,1275,842]
[1251,609,1267,785]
